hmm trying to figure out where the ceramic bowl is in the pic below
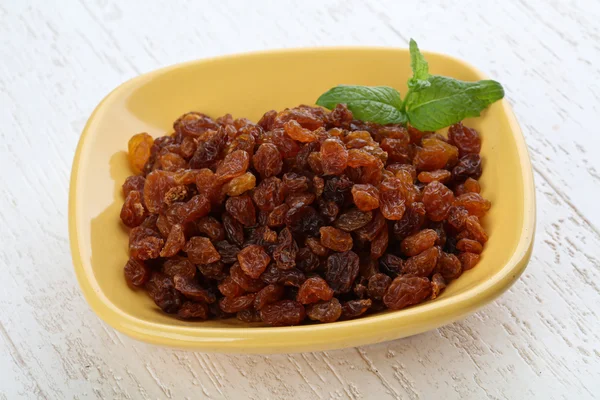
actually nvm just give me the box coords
[69,47,535,353]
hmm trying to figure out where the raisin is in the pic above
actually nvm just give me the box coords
[197,261,227,280]
[378,178,406,220]
[218,294,256,313]
[237,309,262,323]
[422,181,454,222]
[173,275,216,303]
[195,216,225,242]
[146,272,183,313]
[221,171,255,197]
[334,209,373,232]
[453,154,482,181]
[158,151,187,171]
[253,143,283,178]
[214,240,240,264]
[413,138,458,171]
[123,175,146,197]
[284,120,317,142]
[367,273,392,300]
[401,229,438,256]
[129,226,164,260]
[305,237,329,257]
[320,138,348,175]
[222,212,244,246]
[189,128,225,169]
[383,275,431,310]
[163,185,188,207]
[267,204,289,227]
[225,194,256,226]
[447,206,469,231]
[379,253,403,277]
[128,132,154,174]
[328,103,353,128]
[351,184,380,211]
[430,273,447,299]
[282,172,309,193]
[218,276,246,297]
[254,284,285,310]
[259,128,300,159]
[455,193,491,218]
[370,225,389,259]
[178,301,209,320]
[173,112,218,138]
[297,277,334,304]
[181,195,211,223]
[325,251,360,294]
[160,223,186,257]
[163,257,196,279]
[318,199,340,224]
[286,205,324,236]
[184,237,221,264]
[341,299,372,319]
[260,300,306,326]
[381,137,411,164]
[296,247,320,272]
[320,226,353,252]
[435,252,463,280]
[306,298,342,323]
[260,264,306,287]
[307,152,324,174]
[465,215,489,243]
[355,211,386,242]
[252,176,285,212]
[237,245,271,279]
[456,238,483,254]
[448,122,481,156]
[459,252,481,270]
[230,263,266,292]
[143,170,177,213]
[418,169,451,184]
[403,247,440,277]
[124,258,151,286]
[120,190,147,228]
[286,192,316,208]
[392,202,426,240]
[273,227,298,270]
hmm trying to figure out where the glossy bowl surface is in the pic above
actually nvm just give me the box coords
[69,47,535,353]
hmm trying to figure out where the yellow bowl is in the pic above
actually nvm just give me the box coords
[69,47,535,353]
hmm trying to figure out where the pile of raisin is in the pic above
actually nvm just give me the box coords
[120,104,490,326]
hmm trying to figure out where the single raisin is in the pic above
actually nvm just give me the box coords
[237,245,271,279]
[448,122,481,156]
[225,194,256,226]
[341,299,372,319]
[260,300,306,326]
[184,237,221,264]
[253,143,283,178]
[124,258,151,286]
[367,273,392,300]
[401,229,438,256]
[325,251,360,294]
[319,226,353,252]
[128,133,154,174]
[306,298,342,323]
[459,252,481,270]
[383,275,432,310]
[297,277,334,304]
[403,247,440,277]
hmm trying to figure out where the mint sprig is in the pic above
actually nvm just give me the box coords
[316,39,504,131]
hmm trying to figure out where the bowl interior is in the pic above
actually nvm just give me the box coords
[70,48,534,351]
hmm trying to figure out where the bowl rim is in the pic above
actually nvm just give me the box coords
[69,46,536,353]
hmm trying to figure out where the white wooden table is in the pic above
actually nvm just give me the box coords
[1,1,599,398]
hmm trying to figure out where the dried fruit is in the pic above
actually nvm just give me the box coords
[320,226,353,252]
[226,194,256,226]
[422,181,454,222]
[253,143,283,178]
[254,284,285,310]
[260,300,306,326]
[458,252,481,270]
[237,245,271,279]
[121,109,490,325]
[297,277,334,304]
[128,132,154,174]
[401,229,438,256]
[184,237,221,264]
[124,258,151,286]
[306,298,342,323]
[367,273,392,300]
[325,251,359,294]
[120,190,147,228]
[160,223,186,257]
[383,275,432,310]
[403,247,440,277]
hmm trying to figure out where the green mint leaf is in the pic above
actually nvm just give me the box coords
[408,38,430,91]
[316,85,407,125]
[404,76,504,131]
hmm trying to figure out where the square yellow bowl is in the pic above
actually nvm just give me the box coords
[69,47,535,353]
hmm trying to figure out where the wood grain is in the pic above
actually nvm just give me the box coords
[1,0,599,398]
